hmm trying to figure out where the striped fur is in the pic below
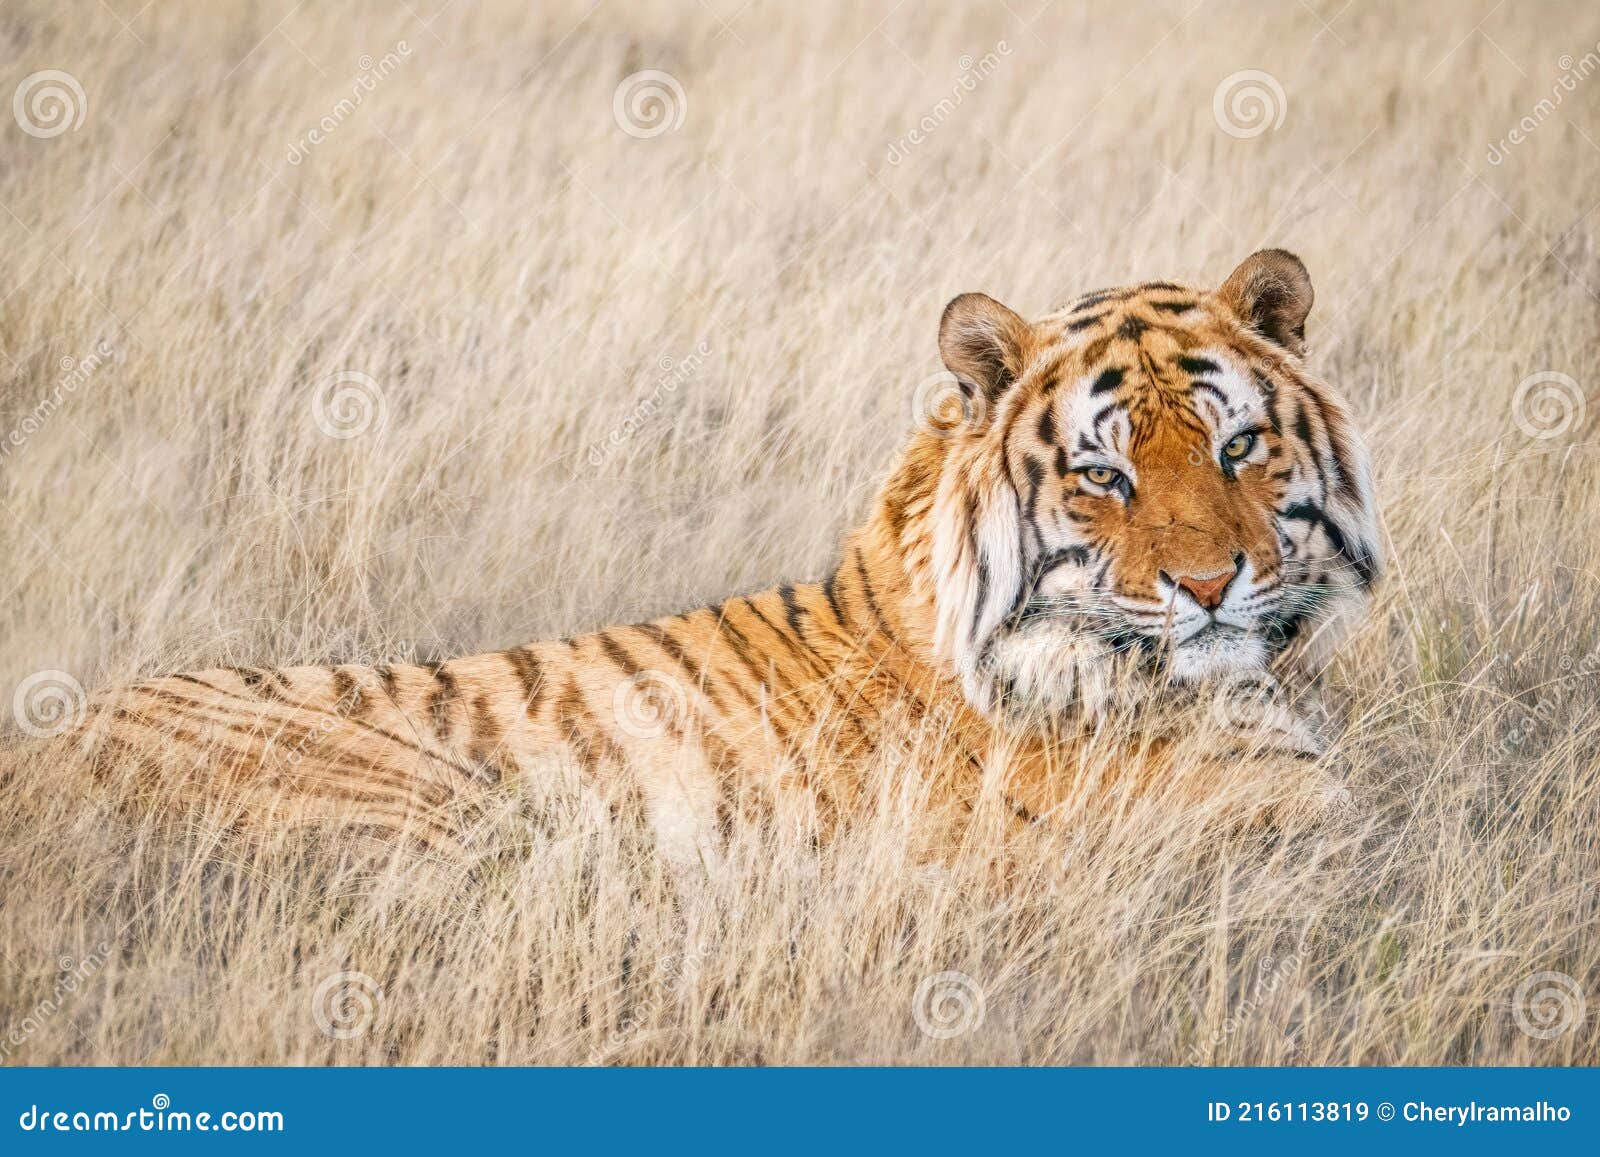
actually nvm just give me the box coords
[84,251,1380,867]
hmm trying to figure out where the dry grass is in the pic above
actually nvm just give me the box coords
[2,0,1599,1065]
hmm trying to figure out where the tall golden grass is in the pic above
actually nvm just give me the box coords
[2,0,1597,1064]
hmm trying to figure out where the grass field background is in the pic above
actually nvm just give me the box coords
[1,0,1597,1064]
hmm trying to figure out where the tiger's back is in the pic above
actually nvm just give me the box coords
[94,565,978,866]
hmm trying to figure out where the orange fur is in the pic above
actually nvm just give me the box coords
[79,251,1380,866]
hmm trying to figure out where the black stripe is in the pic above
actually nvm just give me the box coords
[1265,611,1306,654]
[1067,311,1107,332]
[973,554,990,639]
[501,647,545,716]
[331,667,364,715]
[606,629,696,739]
[635,620,695,679]
[1293,401,1314,450]
[1257,373,1284,434]
[234,667,290,703]
[778,584,809,644]
[1300,387,1357,502]
[1021,454,1044,500]
[1019,546,1093,611]
[375,664,402,704]
[1279,502,1376,585]
[1092,402,1123,442]
[817,571,859,645]
[143,682,446,773]
[747,595,873,758]
[1178,356,1221,376]
[1090,367,1124,395]
[1037,351,1074,394]
[746,598,827,681]
[558,681,597,766]
[258,670,293,702]
[853,547,897,646]
[707,609,766,683]
[743,594,875,758]
[638,620,731,714]
[1069,290,1119,312]
[597,630,640,674]
[707,611,793,744]
[428,664,458,745]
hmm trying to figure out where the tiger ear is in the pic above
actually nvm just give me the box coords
[1214,249,1314,354]
[938,293,1032,406]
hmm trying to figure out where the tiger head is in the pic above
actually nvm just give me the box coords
[893,250,1381,721]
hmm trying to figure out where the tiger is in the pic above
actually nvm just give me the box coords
[78,249,1381,870]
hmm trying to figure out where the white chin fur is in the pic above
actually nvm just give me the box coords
[1165,631,1268,685]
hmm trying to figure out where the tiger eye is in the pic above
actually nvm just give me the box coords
[1222,433,1255,461]
[1085,466,1118,486]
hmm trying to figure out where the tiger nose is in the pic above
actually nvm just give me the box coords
[1164,560,1239,610]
